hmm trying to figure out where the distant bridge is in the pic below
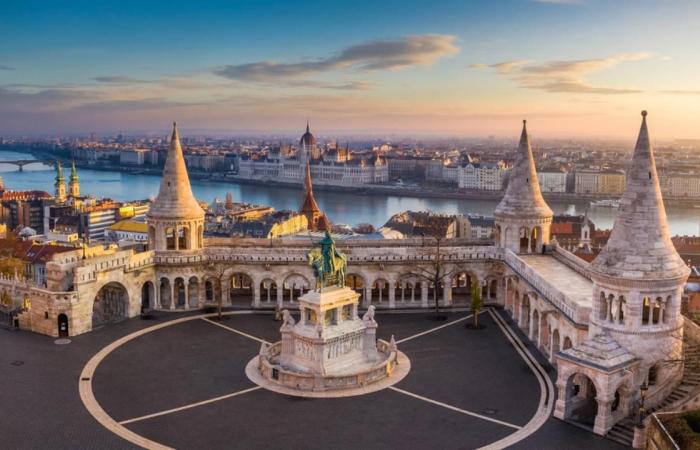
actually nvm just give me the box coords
[0,160,54,171]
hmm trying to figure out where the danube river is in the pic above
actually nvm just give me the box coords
[1,150,699,235]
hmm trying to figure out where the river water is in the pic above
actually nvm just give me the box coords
[1,149,699,235]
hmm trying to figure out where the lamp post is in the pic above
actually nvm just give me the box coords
[637,380,648,426]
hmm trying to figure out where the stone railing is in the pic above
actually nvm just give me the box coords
[258,339,397,392]
[551,245,592,280]
[205,236,492,249]
[126,250,155,271]
[505,250,588,325]
[647,413,681,450]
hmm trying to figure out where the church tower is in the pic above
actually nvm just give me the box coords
[299,161,331,232]
[494,120,553,253]
[147,122,205,252]
[589,111,690,400]
[299,121,319,163]
[69,162,80,198]
[54,162,66,203]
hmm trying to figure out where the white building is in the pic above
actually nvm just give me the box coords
[119,149,149,166]
[538,171,567,193]
[458,162,507,190]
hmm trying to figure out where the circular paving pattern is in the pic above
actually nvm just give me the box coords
[80,309,554,450]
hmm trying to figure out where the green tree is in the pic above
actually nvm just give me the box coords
[471,280,483,328]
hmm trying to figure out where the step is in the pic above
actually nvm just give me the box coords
[606,429,633,447]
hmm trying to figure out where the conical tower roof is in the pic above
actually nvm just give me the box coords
[70,161,79,183]
[148,122,204,220]
[495,120,553,219]
[591,111,688,280]
[55,161,64,182]
[300,161,321,214]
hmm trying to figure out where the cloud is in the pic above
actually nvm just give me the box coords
[0,65,15,71]
[659,89,700,95]
[474,53,651,95]
[93,76,156,84]
[214,34,459,85]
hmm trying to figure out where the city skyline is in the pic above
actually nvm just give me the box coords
[2,1,700,138]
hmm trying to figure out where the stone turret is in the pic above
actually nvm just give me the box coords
[147,122,205,251]
[54,161,66,203]
[494,120,553,253]
[69,162,80,198]
[589,111,690,407]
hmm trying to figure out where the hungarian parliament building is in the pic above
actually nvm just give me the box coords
[237,123,389,187]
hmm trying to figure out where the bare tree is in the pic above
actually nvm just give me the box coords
[409,223,461,320]
[470,280,483,328]
[205,261,227,321]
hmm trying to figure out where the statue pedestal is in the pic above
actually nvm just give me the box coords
[251,286,407,394]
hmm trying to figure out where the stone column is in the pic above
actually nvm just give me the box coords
[388,282,395,308]
[363,319,378,361]
[253,285,260,308]
[553,377,570,420]
[443,276,452,306]
[276,284,284,309]
[155,280,162,309]
[184,283,189,310]
[221,279,230,306]
[593,397,615,435]
[198,278,205,308]
[421,281,428,307]
[169,281,175,310]
[364,287,371,308]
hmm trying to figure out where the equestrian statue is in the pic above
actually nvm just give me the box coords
[307,231,347,291]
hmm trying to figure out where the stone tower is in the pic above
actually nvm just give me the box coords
[54,161,66,204]
[147,122,205,252]
[494,120,553,253]
[299,161,331,232]
[589,111,690,397]
[69,162,80,198]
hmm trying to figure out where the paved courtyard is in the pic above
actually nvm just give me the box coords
[1,308,626,449]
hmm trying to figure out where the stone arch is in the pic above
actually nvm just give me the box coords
[599,291,607,320]
[494,224,501,244]
[562,372,599,427]
[141,281,154,311]
[532,309,540,342]
[618,295,626,324]
[563,336,573,350]
[452,271,476,302]
[520,293,531,331]
[93,282,129,328]
[165,227,176,250]
[530,226,541,253]
[188,276,199,308]
[229,272,253,306]
[395,274,420,304]
[58,313,69,337]
[552,329,561,357]
[652,296,663,325]
[173,277,186,308]
[160,278,172,309]
[197,224,203,248]
[345,273,365,302]
[178,225,189,250]
[282,273,309,303]
[204,277,220,304]
[371,278,390,305]
[488,278,498,299]
[642,296,651,325]
[260,278,277,304]
[519,227,529,253]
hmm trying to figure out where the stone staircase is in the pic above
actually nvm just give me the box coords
[605,341,700,447]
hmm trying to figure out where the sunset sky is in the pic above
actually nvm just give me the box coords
[1,0,700,138]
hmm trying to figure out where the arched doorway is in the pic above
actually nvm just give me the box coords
[93,282,129,328]
[519,227,529,253]
[229,273,253,306]
[530,226,540,253]
[563,336,573,350]
[532,309,540,341]
[204,277,220,305]
[174,277,186,308]
[563,373,598,427]
[552,329,561,358]
[58,313,69,337]
[141,281,154,312]
[520,294,531,331]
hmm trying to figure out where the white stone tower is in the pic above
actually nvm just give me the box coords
[589,111,690,404]
[147,122,205,252]
[494,120,553,253]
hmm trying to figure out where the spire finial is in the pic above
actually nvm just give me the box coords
[641,110,647,118]
[306,120,310,133]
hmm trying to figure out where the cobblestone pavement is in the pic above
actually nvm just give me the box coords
[1,308,626,449]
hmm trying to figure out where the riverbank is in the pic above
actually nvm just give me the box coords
[3,145,700,207]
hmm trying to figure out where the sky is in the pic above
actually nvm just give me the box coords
[1,0,700,139]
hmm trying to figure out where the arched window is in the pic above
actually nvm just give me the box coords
[165,228,176,250]
[599,292,608,320]
[608,294,615,322]
[618,296,626,324]
[652,297,663,325]
[648,365,658,386]
[178,226,189,250]
[642,296,651,325]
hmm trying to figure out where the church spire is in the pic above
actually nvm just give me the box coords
[299,161,330,231]
[54,161,66,203]
[148,122,204,221]
[591,111,688,280]
[69,161,80,198]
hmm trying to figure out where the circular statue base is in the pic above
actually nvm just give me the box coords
[245,349,411,398]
